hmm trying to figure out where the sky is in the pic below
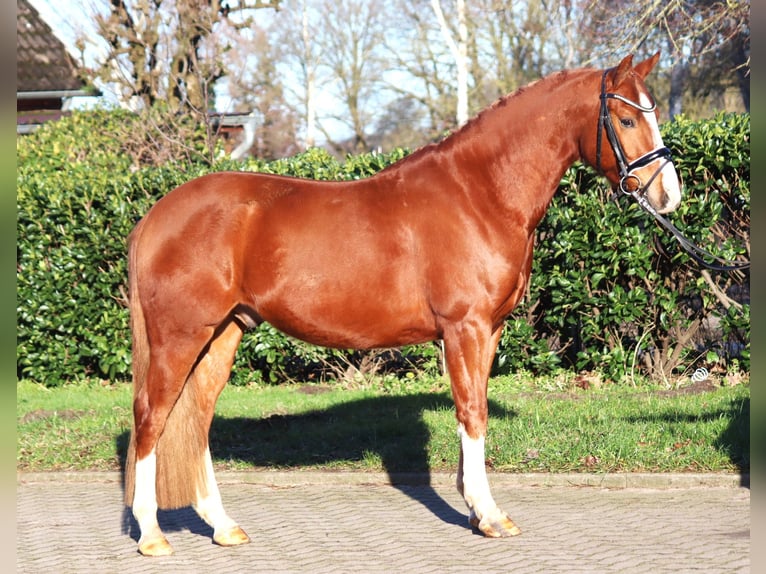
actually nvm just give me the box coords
[24,0,343,140]
[27,0,110,108]
[26,0,244,112]
[27,0,103,63]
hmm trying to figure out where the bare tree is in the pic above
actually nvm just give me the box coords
[298,0,318,148]
[372,96,431,151]
[382,0,456,140]
[224,22,300,159]
[269,0,387,153]
[87,0,747,159]
[584,0,750,117]
[270,0,327,149]
[314,0,387,152]
[468,0,604,100]
[92,0,280,111]
[431,0,469,126]
[382,0,594,140]
[80,0,282,164]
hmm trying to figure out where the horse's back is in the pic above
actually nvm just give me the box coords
[130,171,443,348]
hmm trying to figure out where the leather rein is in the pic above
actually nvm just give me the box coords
[596,69,749,272]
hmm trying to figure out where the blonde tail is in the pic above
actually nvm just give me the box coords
[123,219,209,509]
[124,222,149,507]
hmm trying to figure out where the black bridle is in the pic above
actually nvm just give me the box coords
[597,69,749,272]
[597,69,672,197]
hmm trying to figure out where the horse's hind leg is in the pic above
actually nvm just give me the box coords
[188,320,250,547]
[131,329,216,556]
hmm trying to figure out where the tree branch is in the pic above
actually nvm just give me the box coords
[700,269,743,311]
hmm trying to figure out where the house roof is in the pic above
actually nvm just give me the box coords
[16,0,87,95]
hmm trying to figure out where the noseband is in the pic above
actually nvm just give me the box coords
[596,68,749,273]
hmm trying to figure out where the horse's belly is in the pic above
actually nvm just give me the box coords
[261,307,438,350]
[253,278,438,350]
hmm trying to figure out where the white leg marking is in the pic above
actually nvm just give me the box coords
[133,451,159,531]
[193,447,250,547]
[193,447,238,532]
[132,450,172,554]
[458,424,496,519]
[458,424,521,536]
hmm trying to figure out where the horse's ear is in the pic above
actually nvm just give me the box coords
[611,54,634,87]
[634,52,661,80]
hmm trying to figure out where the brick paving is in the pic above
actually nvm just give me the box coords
[17,472,749,573]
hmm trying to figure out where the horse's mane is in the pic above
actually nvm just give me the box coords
[382,67,593,171]
[465,68,593,130]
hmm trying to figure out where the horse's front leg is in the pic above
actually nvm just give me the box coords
[444,321,521,538]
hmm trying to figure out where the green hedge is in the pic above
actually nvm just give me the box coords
[515,112,750,381]
[16,110,749,386]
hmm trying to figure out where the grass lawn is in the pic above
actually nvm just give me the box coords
[16,374,749,475]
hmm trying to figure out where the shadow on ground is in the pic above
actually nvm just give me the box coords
[118,392,516,541]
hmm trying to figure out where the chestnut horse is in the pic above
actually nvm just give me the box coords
[125,53,680,555]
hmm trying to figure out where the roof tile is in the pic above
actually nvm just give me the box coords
[17,0,86,93]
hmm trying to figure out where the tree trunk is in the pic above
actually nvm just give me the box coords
[668,57,687,120]
[730,31,750,112]
[431,0,469,127]
[302,3,317,148]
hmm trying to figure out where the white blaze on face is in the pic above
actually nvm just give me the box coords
[639,91,681,213]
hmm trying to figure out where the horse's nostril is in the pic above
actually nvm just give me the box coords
[656,190,680,214]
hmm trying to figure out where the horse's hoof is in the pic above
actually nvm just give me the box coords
[138,535,174,556]
[214,525,251,547]
[471,511,522,538]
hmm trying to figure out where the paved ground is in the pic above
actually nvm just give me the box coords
[17,471,749,573]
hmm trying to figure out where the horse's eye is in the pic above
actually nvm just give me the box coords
[620,118,635,128]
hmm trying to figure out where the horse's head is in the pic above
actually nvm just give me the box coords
[585,53,681,214]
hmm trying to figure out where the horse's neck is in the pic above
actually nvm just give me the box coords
[439,71,594,224]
